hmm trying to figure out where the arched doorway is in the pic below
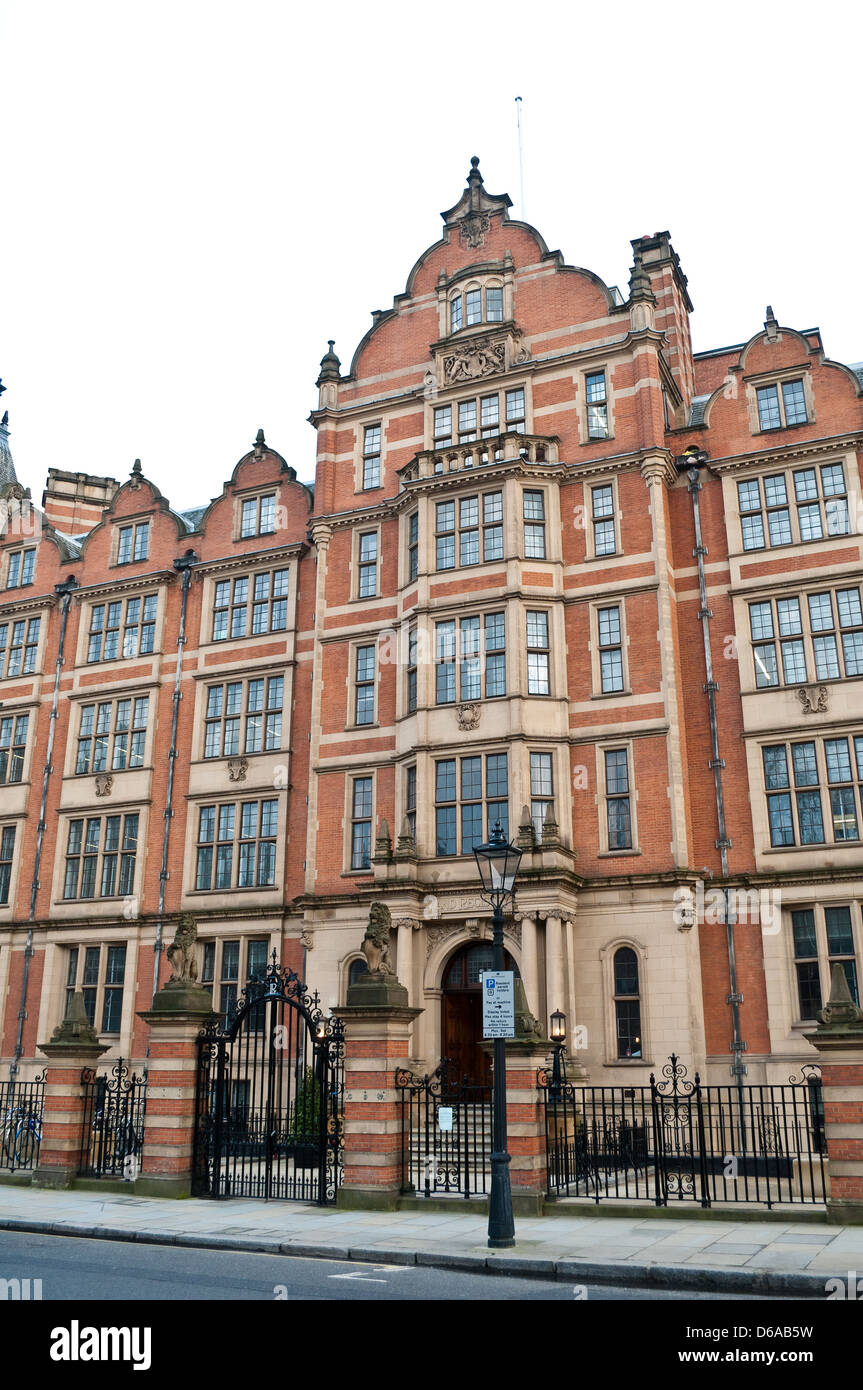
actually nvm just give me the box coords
[441,941,519,1086]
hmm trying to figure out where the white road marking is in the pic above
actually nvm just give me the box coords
[329,1272,388,1283]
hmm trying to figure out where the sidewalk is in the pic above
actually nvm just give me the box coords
[0,1185,860,1296]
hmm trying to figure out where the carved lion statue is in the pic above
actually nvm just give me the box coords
[166,912,198,983]
[361,902,395,977]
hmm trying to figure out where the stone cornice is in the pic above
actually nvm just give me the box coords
[705,433,863,474]
[192,544,304,579]
[71,571,174,603]
[0,592,55,620]
[564,448,676,483]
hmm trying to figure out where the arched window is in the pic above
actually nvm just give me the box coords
[485,283,503,322]
[613,947,642,1058]
[448,281,504,335]
[348,957,369,989]
[444,941,519,989]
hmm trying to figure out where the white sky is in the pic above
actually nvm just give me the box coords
[2,0,860,512]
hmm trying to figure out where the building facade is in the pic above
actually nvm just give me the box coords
[1,160,862,1090]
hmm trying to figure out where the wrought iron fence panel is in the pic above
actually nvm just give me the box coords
[193,955,344,1204]
[396,1060,492,1199]
[0,1071,46,1173]
[80,1059,147,1179]
[540,1054,827,1209]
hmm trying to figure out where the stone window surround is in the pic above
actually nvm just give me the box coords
[599,936,651,1066]
[347,637,378,731]
[594,737,640,857]
[344,769,376,877]
[783,899,862,1026]
[53,805,145,908]
[585,474,623,561]
[744,366,815,436]
[435,260,514,340]
[110,514,151,567]
[577,364,615,445]
[72,582,164,668]
[196,553,297,650]
[588,596,632,699]
[232,482,281,541]
[425,378,532,453]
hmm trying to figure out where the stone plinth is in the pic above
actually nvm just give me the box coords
[34,991,109,1189]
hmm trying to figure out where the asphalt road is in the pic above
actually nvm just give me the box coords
[0,1231,791,1301]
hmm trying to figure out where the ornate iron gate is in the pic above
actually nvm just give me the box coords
[541,1054,827,1208]
[80,1059,147,1179]
[193,956,345,1204]
[397,1059,492,1199]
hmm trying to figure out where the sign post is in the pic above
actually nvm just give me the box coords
[482,971,516,1039]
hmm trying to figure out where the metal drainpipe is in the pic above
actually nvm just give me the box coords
[678,452,747,1091]
[10,575,79,1078]
[151,552,197,1004]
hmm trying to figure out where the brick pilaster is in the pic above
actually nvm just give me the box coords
[805,963,863,1224]
[136,991,216,1198]
[332,1003,422,1210]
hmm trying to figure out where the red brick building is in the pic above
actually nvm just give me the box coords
[1,159,862,1089]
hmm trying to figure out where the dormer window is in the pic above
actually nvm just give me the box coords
[5,547,35,588]
[240,494,276,539]
[448,280,505,335]
[116,522,149,565]
[756,380,808,431]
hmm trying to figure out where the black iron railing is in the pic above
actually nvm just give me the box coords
[396,1060,492,1199]
[541,1054,827,1209]
[0,1072,46,1172]
[80,1059,147,1179]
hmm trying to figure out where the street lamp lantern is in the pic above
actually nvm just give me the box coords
[473,820,522,1250]
[473,821,522,906]
[549,1009,568,1101]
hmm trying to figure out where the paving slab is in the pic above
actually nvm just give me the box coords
[0,1185,859,1294]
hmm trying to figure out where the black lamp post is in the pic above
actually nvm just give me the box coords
[474,820,522,1249]
[549,1009,567,1101]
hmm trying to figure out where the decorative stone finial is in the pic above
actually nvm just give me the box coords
[373,818,392,861]
[0,379,6,398]
[764,305,779,342]
[46,990,102,1047]
[541,803,560,846]
[517,804,535,850]
[817,961,863,1030]
[131,459,142,475]
[395,816,417,859]
[316,340,341,386]
[628,253,655,303]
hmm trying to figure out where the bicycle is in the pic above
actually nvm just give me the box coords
[1,1105,42,1168]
